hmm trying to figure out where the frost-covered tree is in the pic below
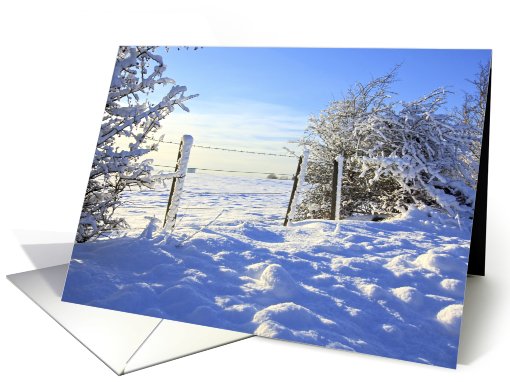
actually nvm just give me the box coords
[77,46,197,242]
[355,89,476,217]
[298,68,481,220]
[298,69,400,219]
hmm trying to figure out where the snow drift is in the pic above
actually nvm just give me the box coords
[63,174,471,368]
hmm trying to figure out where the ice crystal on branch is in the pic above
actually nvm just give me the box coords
[298,66,486,220]
[77,46,197,242]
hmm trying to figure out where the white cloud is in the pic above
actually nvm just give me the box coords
[146,98,310,176]
[161,98,309,152]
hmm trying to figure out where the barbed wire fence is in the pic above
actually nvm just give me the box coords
[147,137,298,158]
[112,134,310,233]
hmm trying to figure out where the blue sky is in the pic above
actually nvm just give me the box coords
[147,47,491,176]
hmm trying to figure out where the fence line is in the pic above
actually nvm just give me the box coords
[184,191,288,195]
[148,137,295,158]
[284,150,309,226]
[110,135,312,237]
[190,167,293,176]
[95,135,354,241]
[163,135,193,229]
[330,154,344,221]
[151,164,294,177]
[118,205,288,210]
[122,190,289,195]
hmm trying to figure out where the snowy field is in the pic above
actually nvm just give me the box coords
[63,173,471,368]
[114,173,293,232]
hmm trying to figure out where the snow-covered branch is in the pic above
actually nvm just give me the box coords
[77,46,198,242]
[297,66,485,221]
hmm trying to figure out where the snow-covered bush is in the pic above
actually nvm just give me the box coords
[298,67,484,220]
[77,46,197,242]
[355,89,476,216]
[298,69,400,219]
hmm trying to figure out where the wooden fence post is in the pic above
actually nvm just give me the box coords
[330,154,344,220]
[284,149,309,226]
[163,135,193,230]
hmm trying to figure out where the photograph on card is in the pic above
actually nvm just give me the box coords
[62,46,491,368]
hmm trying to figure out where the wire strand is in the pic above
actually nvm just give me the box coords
[192,167,293,176]
[149,137,296,158]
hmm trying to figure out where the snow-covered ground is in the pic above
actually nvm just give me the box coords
[114,173,293,231]
[63,173,471,368]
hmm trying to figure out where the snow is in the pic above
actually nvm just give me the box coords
[300,78,481,221]
[163,134,193,230]
[436,304,464,332]
[79,46,199,242]
[63,173,472,368]
[334,154,344,220]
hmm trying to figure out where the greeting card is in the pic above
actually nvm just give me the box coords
[62,46,491,368]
